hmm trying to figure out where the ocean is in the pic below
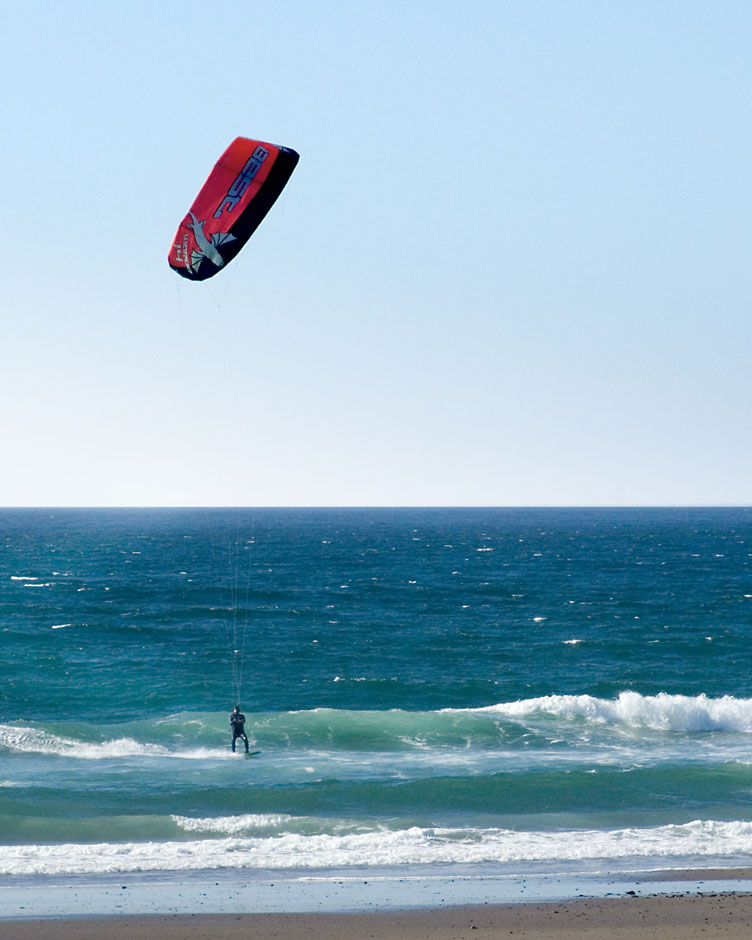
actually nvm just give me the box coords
[3,507,752,885]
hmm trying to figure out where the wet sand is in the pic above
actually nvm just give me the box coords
[4,869,752,938]
[4,894,752,940]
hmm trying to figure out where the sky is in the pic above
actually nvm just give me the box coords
[2,1,751,507]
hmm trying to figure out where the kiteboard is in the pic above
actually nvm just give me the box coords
[245,750,261,758]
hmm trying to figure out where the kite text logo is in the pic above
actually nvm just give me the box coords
[214,147,270,218]
[174,233,190,266]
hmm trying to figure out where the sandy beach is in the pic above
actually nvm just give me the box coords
[4,894,752,940]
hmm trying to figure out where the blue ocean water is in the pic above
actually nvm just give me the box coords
[3,507,752,879]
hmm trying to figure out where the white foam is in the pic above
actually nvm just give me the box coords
[3,819,752,877]
[0,724,241,762]
[172,813,372,838]
[174,813,296,835]
[480,692,752,733]
[0,725,166,760]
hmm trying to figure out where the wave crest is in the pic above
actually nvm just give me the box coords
[0,725,168,760]
[483,692,752,733]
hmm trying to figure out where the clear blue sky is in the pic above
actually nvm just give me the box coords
[2,1,750,506]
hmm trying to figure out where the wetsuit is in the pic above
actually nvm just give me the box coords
[230,710,249,752]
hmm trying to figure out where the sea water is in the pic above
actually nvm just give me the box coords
[3,507,752,883]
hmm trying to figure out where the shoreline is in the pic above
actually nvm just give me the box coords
[4,865,752,922]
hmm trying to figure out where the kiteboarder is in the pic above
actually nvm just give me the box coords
[230,705,249,753]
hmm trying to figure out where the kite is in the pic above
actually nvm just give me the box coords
[168,137,299,281]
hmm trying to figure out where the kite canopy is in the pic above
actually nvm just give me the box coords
[168,137,299,281]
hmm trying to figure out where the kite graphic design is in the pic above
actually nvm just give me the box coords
[187,213,236,273]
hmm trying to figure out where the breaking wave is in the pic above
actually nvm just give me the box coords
[481,692,752,733]
[4,818,752,876]
[4,693,752,762]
